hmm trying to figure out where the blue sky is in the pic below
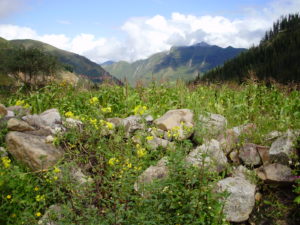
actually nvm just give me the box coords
[0,0,299,63]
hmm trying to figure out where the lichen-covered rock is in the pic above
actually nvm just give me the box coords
[147,136,171,150]
[6,131,63,171]
[239,143,262,166]
[122,115,144,136]
[186,139,228,173]
[7,118,35,132]
[256,163,295,183]
[216,176,256,222]
[269,130,299,165]
[194,113,227,144]
[134,158,168,193]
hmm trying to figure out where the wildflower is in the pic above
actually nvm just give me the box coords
[65,111,74,118]
[1,156,11,168]
[24,103,31,109]
[6,195,11,199]
[105,122,114,130]
[53,176,58,180]
[133,105,147,115]
[36,212,42,217]
[15,100,25,106]
[89,97,99,105]
[108,157,119,166]
[53,167,61,173]
[127,163,132,168]
[146,136,154,141]
[34,186,39,191]
[137,147,147,158]
[35,195,45,202]
[101,107,112,113]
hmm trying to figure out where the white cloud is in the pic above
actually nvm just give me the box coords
[0,0,299,63]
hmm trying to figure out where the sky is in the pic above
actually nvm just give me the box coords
[0,0,299,63]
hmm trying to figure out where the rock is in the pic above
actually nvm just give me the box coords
[38,204,62,225]
[106,117,124,127]
[219,123,256,154]
[6,110,15,117]
[239,143,262,166]
[232,165,251,180]
[23,109,64,135]
[194,113,227,143]
[0,147,8,157]
[68,167,93,185]
[122,115,144,136]
[229,150,240,164]
[0,104,7,117]
[186,139,228,173]
[63,118,83,128]
[147,136,171,150]
[154,108,193,131]
[256,163,294,183]
[256,145,270,165]
[145,115,154,123]
[45,135,54,143]
[7,118,35,132]
[269,130,299,165]
[134,158,168,193]
[6,105,30,117]
[265,130,283,141]
[6,131,63,171]
[216,176,256,222]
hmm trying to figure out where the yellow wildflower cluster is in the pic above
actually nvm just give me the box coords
[167,126,181,139]
[100,120,114,130]
[36,212,42,217]
[89,97,99,105]
[15,100,30,109]
[35,194,45,202]
[65,111,75,118]
[133,105,147,115]
[146,136,154,141]
[101,106,112,113]
[108,157,119,166]
[1,156,11,168]
[136,144,147,158]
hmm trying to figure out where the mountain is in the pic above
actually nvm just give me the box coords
[103,42,245,85]
[8,39,121,85]
[101,60,115,66]
[198,14,300,83]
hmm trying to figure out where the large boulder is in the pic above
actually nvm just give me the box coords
[186,139,228,173]
[269,130,299,165]
[239,143,262,166]
[134,158,168,194]
[194,113,227,143]
[0,104,7,117]
[6,131,63,171]
[7,118,35,132]
[256,163,295,183]
[216,176,256,222]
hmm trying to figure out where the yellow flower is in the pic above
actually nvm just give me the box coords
[89,97,99,105]
[6,195,11,199]
[65,111,74,118]
[146,136,154,141]
[24,103,30,109]
[53,167,61,173]
[133,105,147,115]
[36,212,42,217]
[105,122,114,130]
[15,100,25,106]
[108,157,119,166]
[127,163,132,168]
[35,194,45,202]
[34,186,39,191]
[101,107,112,113]
[1,156,11,168]
[53,176,58,180]
[137,148,147,158]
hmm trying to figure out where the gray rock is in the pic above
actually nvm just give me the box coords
[63,118,83,128]
[231,165,252,181]
[6,105,30,117]
[239,143,262,166]
[194,113,227,143]
[229,150,240,164]
[106,117,124,127]
[122,115,144,136]
[6,131,63,171]
[7,118,35,132]
[38,204,62,225]
[6,110,15,117]
[145,115,154,123]
[154,109,194,131]
[216,176,256,222]
[186,139,228,173]
[0,104,7,117]
[256,163,295,183]
[265,130,283,141]
[147,136,171,150]
[269,130,299,165]
[134,158,168,193]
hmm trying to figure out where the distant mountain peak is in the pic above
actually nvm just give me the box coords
[192,41,211,47]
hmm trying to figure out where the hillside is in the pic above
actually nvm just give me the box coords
[9,39,121,85]
[103,42,245,85]
[198,14,300,83]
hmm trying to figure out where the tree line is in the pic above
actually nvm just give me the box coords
[197,13,300,84]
